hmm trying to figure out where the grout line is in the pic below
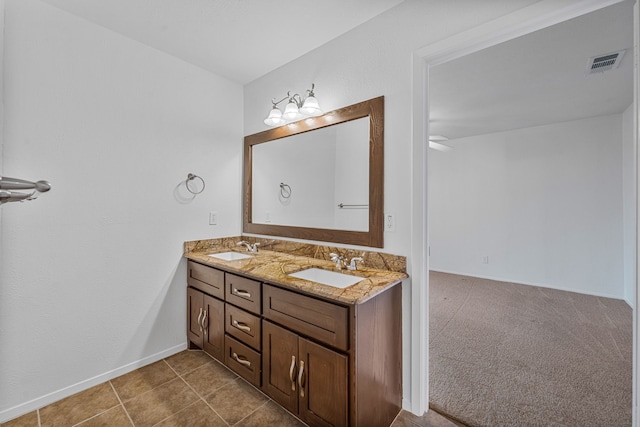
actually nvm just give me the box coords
[108,381,135,427]
[36,409,41,427]
[163,355,233,426]
[231,398,271,426]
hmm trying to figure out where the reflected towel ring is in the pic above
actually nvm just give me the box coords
[280,182,291,199]
[186,173,205,195]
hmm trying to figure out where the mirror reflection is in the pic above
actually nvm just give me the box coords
[251,117,369,231]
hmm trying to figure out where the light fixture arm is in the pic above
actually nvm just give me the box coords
[306,83,316,97]
[271,93,291,108]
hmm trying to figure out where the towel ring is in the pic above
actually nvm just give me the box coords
[280,182,291,199]
[186,173,205,195]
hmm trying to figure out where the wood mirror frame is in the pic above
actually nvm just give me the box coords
[243,96,384,248]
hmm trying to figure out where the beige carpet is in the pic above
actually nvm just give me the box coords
[429,271,632,427]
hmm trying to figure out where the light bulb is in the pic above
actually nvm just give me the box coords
[264,107,283,126]
[300,96,322,116]
[283,101,300,120]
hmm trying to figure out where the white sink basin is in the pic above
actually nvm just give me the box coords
[207,252,253,261]
[288,268,363,289]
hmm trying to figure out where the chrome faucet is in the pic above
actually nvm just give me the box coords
[330,253,346,269]
[347,257,363,271]
[237,240,260,253]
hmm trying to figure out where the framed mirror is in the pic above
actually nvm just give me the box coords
[243,96,384,247]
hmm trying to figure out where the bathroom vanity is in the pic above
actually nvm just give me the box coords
[184,240,406,427]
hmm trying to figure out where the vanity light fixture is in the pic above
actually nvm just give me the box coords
[263,83,322,126]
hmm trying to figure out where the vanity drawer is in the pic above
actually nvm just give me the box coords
[263,284,349,351]
[225,273,261,314]
[225,335,261,388]
[187,261,224,299]
[226,304,261,351]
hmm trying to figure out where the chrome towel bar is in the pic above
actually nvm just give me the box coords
[0,176,51,204]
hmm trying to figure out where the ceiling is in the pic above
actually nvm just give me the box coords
[36,0,633,138]
[39,0,404,84]
[429,0,634,141]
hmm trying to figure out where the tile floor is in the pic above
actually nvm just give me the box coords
[1,350,459,427]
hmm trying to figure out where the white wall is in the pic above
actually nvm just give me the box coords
[623,103,637,306]
[0,0,243,420]
[333,117,369,231]
[252,129,337,228]
[243,0,542,411]
[429,115,625,298]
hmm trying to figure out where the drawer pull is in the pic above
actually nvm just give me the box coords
[232,319,251,332]
[232,352,252,367]
[232,288,252,299]
[298,360,305,398]
[197,308,203,333]
[289,355,297,391]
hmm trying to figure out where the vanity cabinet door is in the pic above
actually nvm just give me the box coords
[187,287,205,347]
[263,321,348,427]
[202,294,224,361]
[187,287,224,360]
[262,321,299,415]
[298,338,348,427]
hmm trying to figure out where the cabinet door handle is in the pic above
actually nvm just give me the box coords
[232,352,252,367]
[298,360,305,398]
[232,288,251,299]
[197,308,203,333]
[289,355,297,391]
[232,319,251,332]
[202,310,208,335]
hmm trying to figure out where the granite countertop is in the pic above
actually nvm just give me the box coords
[185,247,408,305]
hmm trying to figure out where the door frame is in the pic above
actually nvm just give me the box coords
[409,0,636,419]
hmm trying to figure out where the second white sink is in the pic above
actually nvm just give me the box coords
[207,252,253,261]
[288,268,363,289]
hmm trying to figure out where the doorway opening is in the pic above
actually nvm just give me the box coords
[412,0,638,424]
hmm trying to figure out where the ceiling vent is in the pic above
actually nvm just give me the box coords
[586,50,626,74]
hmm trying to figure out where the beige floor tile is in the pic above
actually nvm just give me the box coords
[111,360,177,401]
[164,350,212,375]
[39,382,119,427]
[74,405,132,427]
[0,411,39,427]
[235,400,305,427]
[123,378,198,427]
[153,400,227,427]
[204,379,268,425]
[182,360,237,397]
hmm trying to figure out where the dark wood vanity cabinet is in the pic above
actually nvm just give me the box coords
[186,259,402,427]
[263,320,348,427]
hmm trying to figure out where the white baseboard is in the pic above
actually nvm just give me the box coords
[0,343,187,423]
[402,397,414,412]
[624,295,634,309]
[429,269,625,301]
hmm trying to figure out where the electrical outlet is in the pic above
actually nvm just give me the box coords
[265,211,271,223]
[482,255,489,264]
[209,211,217,225]
[385,213,396,232]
